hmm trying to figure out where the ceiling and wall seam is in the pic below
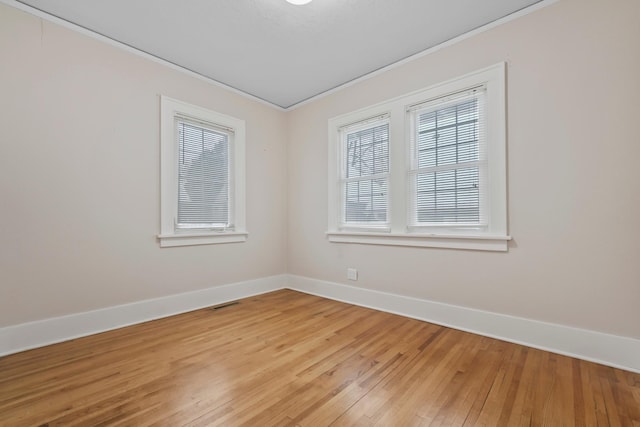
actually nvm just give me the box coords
[286,0,559,111]
[1,0,287,111]
[1,0,557,112]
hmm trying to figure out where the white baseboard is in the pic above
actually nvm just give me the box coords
[2,273,638,374]
[287,275,640,374]
[0,275,286,357]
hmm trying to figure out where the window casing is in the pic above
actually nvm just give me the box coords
[327,63,509,251]
[159,97,246,247]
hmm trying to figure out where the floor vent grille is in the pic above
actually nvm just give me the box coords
[209,301,240,311]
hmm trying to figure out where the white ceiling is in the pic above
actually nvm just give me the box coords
[15,0,543,109]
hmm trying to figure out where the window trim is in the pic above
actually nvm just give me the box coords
[327,63,510,251]
[159,96,247,247]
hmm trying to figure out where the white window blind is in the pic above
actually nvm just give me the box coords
[177,119,231,229]
[408,87,487,228]
[340,117,389,227]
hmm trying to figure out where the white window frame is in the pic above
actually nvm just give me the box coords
[327,63,510,251]
[338,114,391,231]
[159,96,247,247]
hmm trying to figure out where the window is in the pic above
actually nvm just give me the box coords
[408,88,485,228]
[327,63,509,251]
[340,116,390,229]
[159,97,246,247]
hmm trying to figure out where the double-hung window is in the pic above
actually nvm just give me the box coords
[159,97,246,247]
[328,63,509,251]
[339,116,390,230]
[407,88,486,229]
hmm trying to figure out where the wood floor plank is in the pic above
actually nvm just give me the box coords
[0,289,638,426]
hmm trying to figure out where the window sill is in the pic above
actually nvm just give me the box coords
[326,231,511,252]
[158,231,248,248]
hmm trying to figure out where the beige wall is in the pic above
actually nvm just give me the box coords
[2,0,638,340]
[287,0,640,339]
[0,4,288,326]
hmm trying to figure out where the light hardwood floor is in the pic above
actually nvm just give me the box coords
[1,290,639,426]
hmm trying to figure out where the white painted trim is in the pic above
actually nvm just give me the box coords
[159,96,247,248]
[286,0,559,110]
[0,275,286,357]
[328,64,508,251]
[287,275,640,373]
[0,0,285,111]
[326,232,510,251]
[157,232,248,248]
[3,273,637,374]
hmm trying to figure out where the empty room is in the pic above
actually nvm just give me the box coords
[1,0,639,425]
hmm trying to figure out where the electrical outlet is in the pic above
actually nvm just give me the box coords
[347,268,358,281]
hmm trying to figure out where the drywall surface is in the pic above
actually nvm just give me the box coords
[286,0,640,339]
[0,3,287,326]
[2,0,638,342]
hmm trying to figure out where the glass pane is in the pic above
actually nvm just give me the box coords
[417,98,479,169]
[177,122,229,227]
[345,123,389,179]
[345,178,388,223]
[415,167,480,223]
